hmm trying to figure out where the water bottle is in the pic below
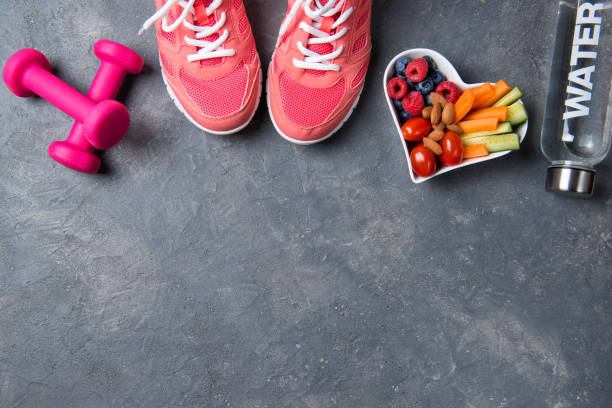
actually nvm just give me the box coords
[541,1,612,196]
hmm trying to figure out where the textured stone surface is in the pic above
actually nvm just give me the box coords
[1,1,611,407]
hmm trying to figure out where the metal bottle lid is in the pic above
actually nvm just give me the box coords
[546,165,596,197]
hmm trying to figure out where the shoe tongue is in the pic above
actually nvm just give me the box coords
[319,0,344,7]
[307,43,334,57]
[194,0,213,22]
[194,0,216,31]
[193,0,222,66]
[305,0,340,75]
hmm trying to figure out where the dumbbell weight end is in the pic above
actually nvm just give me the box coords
[48,141,101,174]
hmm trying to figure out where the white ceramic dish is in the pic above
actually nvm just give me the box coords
[384,48,528,184]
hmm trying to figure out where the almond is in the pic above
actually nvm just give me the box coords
[423,137,443,156]
[430,92,447,107]
[421,106,433,120]
[430,103,442,125]
[434,122,445,131]
[446,123,464,134]
[442,103,455,125]
[428,129,444,142]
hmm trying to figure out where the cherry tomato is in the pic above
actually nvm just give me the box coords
[401,117,432,142]
[410,144,437,177]
[439,131,464,166]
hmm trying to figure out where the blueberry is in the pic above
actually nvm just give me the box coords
[393,99,413,123]
[396,72,416,89]
[416,77,434,95]
[399,110,413,123]
[423,56,437,73]
[392,98,404,112]
[430,71,445,87]
[394,57,411,77]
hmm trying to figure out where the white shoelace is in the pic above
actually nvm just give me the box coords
[139,0,236,61]
[278,0,353,72]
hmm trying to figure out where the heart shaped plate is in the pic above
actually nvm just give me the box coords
[384,48,528,183]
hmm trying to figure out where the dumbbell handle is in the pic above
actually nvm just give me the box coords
[89,62,128,101]
[65,62,128,150]
[66,40,143,151]
[22,64,96,124]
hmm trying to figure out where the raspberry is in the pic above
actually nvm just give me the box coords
[405,58,428,83]
[435,81,462,104]
[402,91,425,116]
[392,98,412,123]
[416,77,434,95]
[387,77,408,100]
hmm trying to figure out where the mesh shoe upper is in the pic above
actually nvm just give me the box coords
[268,0,372,143]
[153,0,261,133]
[279,72,345,128]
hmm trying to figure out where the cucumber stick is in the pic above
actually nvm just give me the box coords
[493,87,523,107]
[462,133,520,153]
[507,101,528,126]
[461,122,513,139]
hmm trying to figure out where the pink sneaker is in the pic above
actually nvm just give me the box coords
[267,0,372,145]
[140,0,262,135]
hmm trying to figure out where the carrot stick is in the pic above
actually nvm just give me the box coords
[463,144,489,159]
[457,118,499,133]
[453,89,475,123]
[471,82,493,100]
[479,80,513,108]
[464,106,509,122]
[472,83,495,110]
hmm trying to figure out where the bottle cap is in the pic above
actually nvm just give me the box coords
[546,166,596,197]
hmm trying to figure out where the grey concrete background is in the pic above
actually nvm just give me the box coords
[1,1,611,407]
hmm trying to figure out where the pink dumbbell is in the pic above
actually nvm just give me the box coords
[49,40,144,173]
[3,48,131,173]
